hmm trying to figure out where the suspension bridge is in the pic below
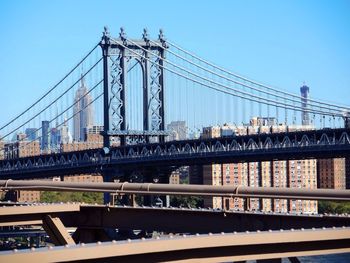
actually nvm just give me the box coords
[0,26,349,180]
[0,27,350,262]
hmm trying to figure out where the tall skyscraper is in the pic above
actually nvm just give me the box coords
[50,127,61,151]
[73,76,94,141]
[41,121,50,151]
[25,128,37,141]
[300,84,310,126]
[60,117,73,144]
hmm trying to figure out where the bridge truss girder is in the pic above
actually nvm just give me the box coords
[1,128,350,179]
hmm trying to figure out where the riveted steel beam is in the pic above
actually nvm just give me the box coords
[1,228,349,262]
[0,203,80,226]
[42,215,75,246]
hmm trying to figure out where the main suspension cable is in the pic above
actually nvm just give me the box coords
[114,38,340,117]
[0,57,103,141]
[150,39,347,114]
[167,39,350,111]
[0,43,100,132]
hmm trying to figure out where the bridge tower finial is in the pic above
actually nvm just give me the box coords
[143,28,150,45]
[158,29,168,48]
[120,27,127,44]
[103,26,110,37]
[101,26,110,45]
[143,28,150,47]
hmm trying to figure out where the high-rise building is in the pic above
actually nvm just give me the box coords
[84,125,104,142]
[167,121,187,141]
[288,159,317,214]
[318,158,346,189]
[203,163,223,209]
[60,117,73,144]
[41,121,50,151]
[3,135,41,203]
[344,111,350,187]
[4,134,40,159]
[286,124,318,214]
[201,125,221,139]
[225,162,248,211]
[25,128,37,141]
[201,126,223,209]
[50,127,61,151]
[201,125,248,211]
[200,119,318,214]
[346,159,350,189]
[60,126,103,153]
[300,84,310,126]
[248,161,261,211]
[260,161,272,211]
[0,139,4,160]
[250,117,276,127]
[272,160,288,213]
[5,190,40,203]
[73,76,94,141]
[85,125,104,149]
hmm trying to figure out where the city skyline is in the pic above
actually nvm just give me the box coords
[0,2,349,260]
[0,82,345,145]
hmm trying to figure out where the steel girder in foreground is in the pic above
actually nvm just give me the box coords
[1,227,350,263]
[63,205,350,235]
[0,203,80,226]
[1,128,350,179]
[1,204,350,234]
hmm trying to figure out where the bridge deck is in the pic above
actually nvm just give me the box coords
[1,128,350,179]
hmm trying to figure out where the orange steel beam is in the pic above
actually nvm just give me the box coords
[0,227,349,262]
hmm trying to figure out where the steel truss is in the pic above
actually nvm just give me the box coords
[100,27,167,147]
[0,128,350,179]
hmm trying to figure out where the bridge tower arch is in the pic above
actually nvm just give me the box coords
[100,27,167,147]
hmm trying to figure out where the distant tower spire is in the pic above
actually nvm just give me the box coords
[80,59,86,89]
[80,73,86,89]
[300,83,310,126]
[55,107,59,128]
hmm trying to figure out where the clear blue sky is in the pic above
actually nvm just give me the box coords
[0,0,349,126]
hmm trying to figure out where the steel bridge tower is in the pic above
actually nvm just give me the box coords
[100,27,168,147]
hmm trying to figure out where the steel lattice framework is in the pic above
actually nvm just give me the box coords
[100,27,167,147]
[1,128,350,179]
